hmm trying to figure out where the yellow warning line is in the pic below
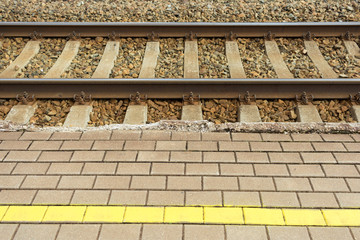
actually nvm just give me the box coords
[0,205,359,226]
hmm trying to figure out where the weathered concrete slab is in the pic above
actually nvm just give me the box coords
[296,104,322,123]
[45,40,80,78]
[138,42,159,79]
[5,104,37,124]
[92,40,120,78]
[351,105,360,122]
[225,41,246,78]
[265,40,293,78]
[184,40,200,78]
[124,105,148,125]
[238,105,261,122]
[181,105,203,121]
[63,105,93,128]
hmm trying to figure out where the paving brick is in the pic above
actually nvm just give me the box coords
[33,190,73,204]
[4,151,40,162]
[298,193,339,207]
[323,165,359,177]
[38,151,72,162]
[47,163,83,174]
[261,133,292,141]
[220,164,254,176]
[58,176,95,189]
[108,190,147,205]
[57,225,100,240]
[239,177,275,191]
[268,226,311,240]
[274,177,312,191]
[346,178,360,192]
[156,141,186,151]
[0,141,31,150]
[124,141,155,150]
[186,163,219,175]
[0,224,18,240]
[28,141,62,150]
[0,190,36,204]
[336,193,360,208]
[137,151,170,162]
[117,163,150,175]
[0,131,22,140]
[142,224,182,240]
[131,176,166,190]
[0,176,24,188]
[269,152,302,163]
[351,228,360,240]
[186,191,222,205]
[93,176,130,189]
[147,191,185,206]
[351,134,360,142]
[71,190,110,204]
[204,152,236,162]
[80,130,111,140]
[142,131,171,140]
[236,152,269,163]
[203,176,238,190]
[21,176,60,189]
[71,151,105,162]
[13,162,49,174]
[111,130,141,140]
[226,226,267,240]
[309,227,353,240]
[14,224,59,240]
[185,225,225,240]
[0,162,15,174]
[321,134,354,142]
[19,132,52,140]
[288,164,325,177]
[261,192,300,207]
[92,141,124,150]
[99,224,141,240]
[250,142,282,151]
[202,132,231,141]
[312,142,347,152]
[254,164,289,176]
[291,133,323,142]
[223,192,261,206]
[281,142,314,152]
[344,143,360,152]
[167,176,202,190]
[310,178,349,192]
[61,141,93,150]
[218,141,250,151]
[151,163,185,175]
[50,132,81,140]
[187,141,218,151]
[301,152,336,163]
[104,151,137,162]
[231,133,262,141]
[335,153,360,163]
[171,152,201,162]
[172,132,201,141]
[0,151,8,161]
[78,162,116,175]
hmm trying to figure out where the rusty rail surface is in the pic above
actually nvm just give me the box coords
[0,78,359,99]
[0,22,359,37]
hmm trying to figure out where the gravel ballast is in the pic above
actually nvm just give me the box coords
[29,100,73,126]
[18,38,66,78]
[0,0,358,22]
[155,38,184,78]
[89,99,129,126]
[0,38,29,73]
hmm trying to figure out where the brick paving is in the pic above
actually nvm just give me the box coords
[1,130,360,239]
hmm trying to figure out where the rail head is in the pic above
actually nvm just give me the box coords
[0,22,359,37]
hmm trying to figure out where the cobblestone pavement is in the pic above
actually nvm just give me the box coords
[0,130,360,239]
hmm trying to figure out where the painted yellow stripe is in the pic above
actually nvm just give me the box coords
[0,205,359,226]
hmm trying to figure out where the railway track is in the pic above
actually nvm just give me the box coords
[0,22,359,127]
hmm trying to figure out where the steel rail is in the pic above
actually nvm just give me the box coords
[0,78,359,99]
[0,22,359,37]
